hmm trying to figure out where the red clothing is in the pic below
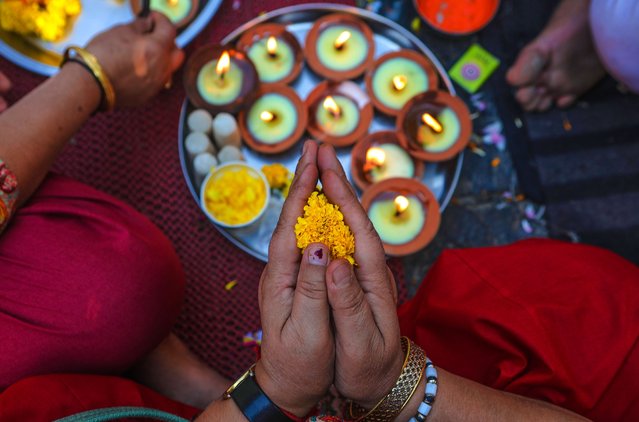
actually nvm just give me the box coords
[0,174,185,389]
[399,239,639,421]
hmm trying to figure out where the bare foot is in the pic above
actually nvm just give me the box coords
[506,0,605,112]
[129,333,231,409]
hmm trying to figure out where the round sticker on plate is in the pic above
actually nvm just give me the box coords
[461,63,481,81]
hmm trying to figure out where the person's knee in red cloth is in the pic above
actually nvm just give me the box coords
[0,374,199,421]
[398,239,639,421]
[0,174,185,389]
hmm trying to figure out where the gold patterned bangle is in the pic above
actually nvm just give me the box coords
[349,337,428,421]
[61,46,116,112]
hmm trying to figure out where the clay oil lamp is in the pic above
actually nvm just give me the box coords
[397,90,472,162]
[350,131,424,191]
[131,0,199,28]
[305,13,375,81]
[238,84,307,154]
[183,44,259,114]
[305,80,373,147]
[236,23,304,85]
[365,49,439,116]
[361,178,441,256]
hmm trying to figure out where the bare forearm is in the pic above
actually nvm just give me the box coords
[195,398,247,421]
[0,61,100,206]
[397,368,589,422]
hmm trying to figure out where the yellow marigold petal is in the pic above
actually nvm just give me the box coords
[294,192,355,264]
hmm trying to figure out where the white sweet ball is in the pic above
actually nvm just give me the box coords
[187,109,213,134]
[217,145,244,163]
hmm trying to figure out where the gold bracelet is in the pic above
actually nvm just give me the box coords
[61,46,116,112]
[349,337,427,421]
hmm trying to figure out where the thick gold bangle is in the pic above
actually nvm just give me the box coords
[61,46,116,112]
[350,336,427,421]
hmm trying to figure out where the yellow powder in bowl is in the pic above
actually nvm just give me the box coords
[202,164,268,227]
[295,191,356,264]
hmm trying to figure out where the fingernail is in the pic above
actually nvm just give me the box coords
[333,262,352,286]
[308,244,328,266]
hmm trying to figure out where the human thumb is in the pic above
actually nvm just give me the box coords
[290,243,330,324]
[327,259,375,337]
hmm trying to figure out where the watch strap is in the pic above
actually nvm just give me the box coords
[228,366,294,422]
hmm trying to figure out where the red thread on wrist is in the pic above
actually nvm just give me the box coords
[280,408,306,422]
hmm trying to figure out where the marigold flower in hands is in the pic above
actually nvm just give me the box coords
[294,191,356,265]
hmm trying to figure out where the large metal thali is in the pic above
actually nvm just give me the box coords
[0,0,222,76]
[178,3,464,262]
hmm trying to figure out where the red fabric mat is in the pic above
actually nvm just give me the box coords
[0,0,406,379]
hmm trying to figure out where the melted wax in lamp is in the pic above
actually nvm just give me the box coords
[372,59,430,111]
[248,35,295,83]
[246,93,298,144]
[317,28,368,72]
[197,51,243,105]
[417,111,460,152]
[369,194,425,245]
[316,95,359,137]
[151,0,191,24]
[365,145,415,182]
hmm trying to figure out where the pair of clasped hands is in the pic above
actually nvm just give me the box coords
[254,141,405,417]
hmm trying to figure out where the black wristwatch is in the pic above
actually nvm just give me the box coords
[223,364,295,422]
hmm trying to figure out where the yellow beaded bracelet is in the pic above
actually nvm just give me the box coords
[61,46,116,112]
[349,337,428,421]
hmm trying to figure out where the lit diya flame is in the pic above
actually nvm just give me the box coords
[394,195,410,216]
[260,110,275,122]
[216,51,230,80]
[323,95,341,118]
[364,147,386,172]
[334,30,351,50]
[266,36,278,57]
[392,75,407,91]
[421,113,443,134]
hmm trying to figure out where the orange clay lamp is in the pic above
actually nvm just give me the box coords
[305,13,375,81]
[397,91,472,162]
[238,85,307,154]
[131,0,198,28]
[361,178,440,256]
[183,45,259,114]
[350,131,424,191]
[365,50,439,116]
[236,23,304,85]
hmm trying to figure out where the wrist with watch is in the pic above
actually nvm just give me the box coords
[222,363,303,422]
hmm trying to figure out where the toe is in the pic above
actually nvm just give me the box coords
[515,86,537,106]
[506,46,549,87]
[536,95,553,112]
[557,94,577,108]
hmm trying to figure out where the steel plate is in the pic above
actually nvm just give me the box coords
[179,3,464,262]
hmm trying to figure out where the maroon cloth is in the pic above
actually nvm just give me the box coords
[2,240,638,421]
[399,239,639,421]
[0,174,185,389]
[0,0,401,380]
